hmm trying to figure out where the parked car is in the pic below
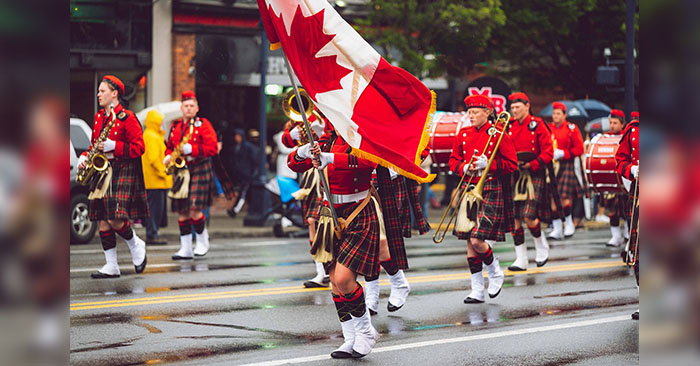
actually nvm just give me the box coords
[70,117,97,244]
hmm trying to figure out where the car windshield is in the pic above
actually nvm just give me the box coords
[71,124,91,154]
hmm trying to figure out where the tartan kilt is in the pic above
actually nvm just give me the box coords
[602,193,628,219]
[171,158,214,212]
[331,200,381,277]
[455,176,514,242]
[556,159,582,200]
[374,168,409,270]
[89,158,149,221]
[406,179,432,235]
[512,168,551,222]
[395,178,413,237]
[301,192,323,222]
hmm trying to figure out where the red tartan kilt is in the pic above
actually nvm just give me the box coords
[455,176,514,242]
[556,159,582,200]
[301,194,322,222]
[512,169,551,222]
[601,193,628,219]
[89,159,149,221]
[171,158,214,212]
[331,199,380,277]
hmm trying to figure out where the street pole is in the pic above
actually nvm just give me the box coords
[244,28,272,226]
[624,0,636,120]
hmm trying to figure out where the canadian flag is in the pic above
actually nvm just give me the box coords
[257,0,436,183]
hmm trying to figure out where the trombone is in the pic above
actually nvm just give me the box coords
[433,111,511,243]
[282,88,321,145]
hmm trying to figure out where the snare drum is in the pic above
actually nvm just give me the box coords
[430,112,470,173]
[585,133,630,193]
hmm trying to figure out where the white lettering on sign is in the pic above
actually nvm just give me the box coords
[267,57,287,75]
[467,86,507,114]
[598,147,615,153]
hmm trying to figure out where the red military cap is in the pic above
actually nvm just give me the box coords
[181,90,197,101]
[464,95,493,110]
[552,102,567,112]
[609,109,625,119]
[631,111,639,120]
[508,92,530,104]
[102,75,124,95]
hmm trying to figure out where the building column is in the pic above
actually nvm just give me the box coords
[148,0,172,105]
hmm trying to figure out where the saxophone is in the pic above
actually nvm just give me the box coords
[76,109,116,185]
[165,120,195,175]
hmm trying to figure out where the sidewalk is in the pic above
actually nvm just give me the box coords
[134,195,275,242]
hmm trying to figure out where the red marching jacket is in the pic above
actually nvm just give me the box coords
[82,103,144,160]
[287,129,377,197]
[549,121,584,161]
[615,120,639,181]
[507,114,553,171]
[166,117,218,162]
[449,120,518,185]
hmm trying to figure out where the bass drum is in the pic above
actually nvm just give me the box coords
[429,112,470,173]
[585,133,630,193]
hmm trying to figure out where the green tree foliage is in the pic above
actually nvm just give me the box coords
[355,0,505,78]
[357,0,634,99]
[491,0,630,98]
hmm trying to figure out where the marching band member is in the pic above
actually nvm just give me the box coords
[165,91,218,260]
[449,95,518,303]
[288,127,380,359]
[281,113,330,288]
[364,146,431,315]
[603,109,628,247]
[615,114,639,320]
[506,92,553,270]
[77,75,148,278]
[548,102,584,240]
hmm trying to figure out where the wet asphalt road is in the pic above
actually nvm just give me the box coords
[70,229,638,366]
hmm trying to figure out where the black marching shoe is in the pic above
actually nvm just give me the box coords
[536,258,548,267]
[330,350,353,359]
[135,255,147,273]
[387,302,403,312]
[631,310,639,320]
[368,309,377,316]
[463,297,484,304]
[91,272,120,279]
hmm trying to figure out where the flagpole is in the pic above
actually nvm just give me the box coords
[282,55,340,228]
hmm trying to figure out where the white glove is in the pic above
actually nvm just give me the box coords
[296,143,313,159]
[290,127,301,141]
[316,152,334,170]
[310,120,325,137]
[181,143,192,155]
[553,149,565,161]
[163,155,171,166]
[472,154,488,170]
[630,165,639,179]
[77,154,88,169]
[103,139,116,152]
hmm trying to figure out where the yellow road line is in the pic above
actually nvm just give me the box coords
[70,260,626,311]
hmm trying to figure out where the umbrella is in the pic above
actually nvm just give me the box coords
[537,100,590,123]
[135,101,182,137]
[575,99,611,120]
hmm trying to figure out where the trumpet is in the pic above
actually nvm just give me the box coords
[433,111,511,244]
[624,173,639,266]
[282,88,321,145]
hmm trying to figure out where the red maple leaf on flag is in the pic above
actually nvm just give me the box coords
[271,5,352,101]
